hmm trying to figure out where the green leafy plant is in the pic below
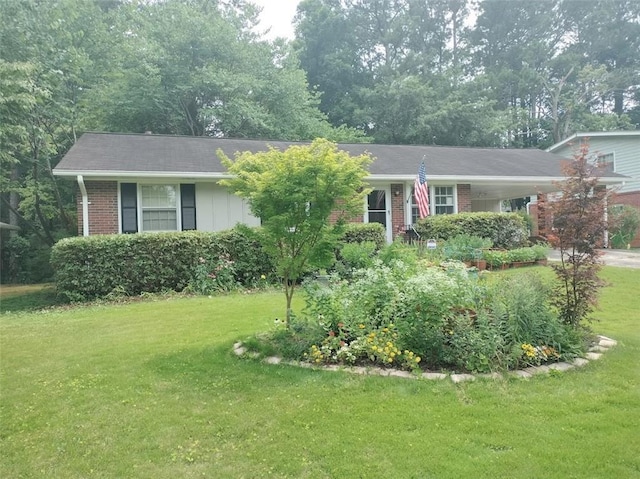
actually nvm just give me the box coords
[187,254,238,295]
[220,139,371,326]
[414,212,528,249]
[609,204,640,249]
[442,234,492,262]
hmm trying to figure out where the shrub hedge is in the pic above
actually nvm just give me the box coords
[51,222,380,302]
[340,222,386,249]
[51,226,275,302]
[414,212,528,249]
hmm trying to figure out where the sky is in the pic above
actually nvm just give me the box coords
[252,0,300,40]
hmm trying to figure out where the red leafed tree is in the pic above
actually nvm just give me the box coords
[546,141,611,328]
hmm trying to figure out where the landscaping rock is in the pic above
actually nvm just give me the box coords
[589,345,608,353]
[451,373,475,383]
[585,352,602,360]
[572,358,590,367]
[510,370,532,378]
[389,370,414,379]
[547,362,574,372]
[523,365,550,375]
[265,356,281,364]
[598,339,617,348]
[421,372,448,380]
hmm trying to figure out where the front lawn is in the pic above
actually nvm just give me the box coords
[1,267,639,478]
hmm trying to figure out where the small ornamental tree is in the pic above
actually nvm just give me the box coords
[544,141,611,328]
[219,139,371,326]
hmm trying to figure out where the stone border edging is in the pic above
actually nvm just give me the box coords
[232,335,617,383]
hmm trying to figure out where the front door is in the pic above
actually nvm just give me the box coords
[367,188,392,243]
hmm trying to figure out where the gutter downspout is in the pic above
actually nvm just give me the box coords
[77,175,89,237]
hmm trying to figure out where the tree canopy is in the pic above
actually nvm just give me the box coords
[219,139,371,324]
[1,0,638,282]
[294,0,640,146]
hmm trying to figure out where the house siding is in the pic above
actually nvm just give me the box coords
[552,136,640,195]
[77,181,119,235]
[195,183,260,232]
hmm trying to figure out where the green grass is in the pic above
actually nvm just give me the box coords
[0,283,58,313]
[1,268,639,478]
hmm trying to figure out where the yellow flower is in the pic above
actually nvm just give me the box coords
[260,274,266,280]
[359,324,365,329]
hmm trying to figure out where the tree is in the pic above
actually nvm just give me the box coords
[219,139,371,325]
[544,141,611,328]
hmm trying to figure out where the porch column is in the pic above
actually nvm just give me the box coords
[457,184,472,212]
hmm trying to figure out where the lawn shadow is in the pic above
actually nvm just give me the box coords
[0,284,60,313]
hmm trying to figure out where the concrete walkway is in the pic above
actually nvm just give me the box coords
[547,249,640,269]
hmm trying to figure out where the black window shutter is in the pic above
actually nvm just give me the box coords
[121,183,138,233]
[181,184,196,230]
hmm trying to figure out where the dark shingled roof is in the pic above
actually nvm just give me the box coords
[54,132,625,180]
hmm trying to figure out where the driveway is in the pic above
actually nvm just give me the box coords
[547,249,640,269]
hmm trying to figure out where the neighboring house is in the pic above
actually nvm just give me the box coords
[53,132,625,243]
[547,131,640,246]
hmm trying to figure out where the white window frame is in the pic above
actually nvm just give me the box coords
[596,152,615,171]
[140,184,180,232]
[117,182,183,233]
[405,183,457,225]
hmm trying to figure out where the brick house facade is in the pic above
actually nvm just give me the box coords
[54,133,626,242]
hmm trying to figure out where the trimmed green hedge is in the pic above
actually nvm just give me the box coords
[340,222,386,249]
[51,222,380,302]
[414,212,528,249]
[51,226,275,302]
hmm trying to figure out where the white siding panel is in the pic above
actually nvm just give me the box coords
[195,183,215,231]
[552,137,640,194]
[195,183,260,231]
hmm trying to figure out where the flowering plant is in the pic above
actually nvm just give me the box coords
[188,254,238,295]
[520,343,561,365]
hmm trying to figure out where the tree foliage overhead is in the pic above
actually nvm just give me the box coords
[2,0,638,282]
[0,0,365,281]
[219,139,371,324]
[294,0,640,147]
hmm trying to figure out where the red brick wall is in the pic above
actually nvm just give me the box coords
[611,191,640,247]
[457,184,472,213]
[77,181,119,235]
[328,200,363,224]
[391,183,406,239]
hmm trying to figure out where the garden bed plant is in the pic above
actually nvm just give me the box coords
[248,258,586,374]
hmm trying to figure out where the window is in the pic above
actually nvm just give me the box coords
[434,186,454,215]
[141,185,178,231]
[410,187,422,223]
[120,183,196,233]
[596,153,614,170]
[410,185,456,221]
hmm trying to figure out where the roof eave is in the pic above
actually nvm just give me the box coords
[53,170,234,180]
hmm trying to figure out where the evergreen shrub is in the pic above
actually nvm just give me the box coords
[51,226,275,302]
[340,222,386,249]
[414,212,528,249]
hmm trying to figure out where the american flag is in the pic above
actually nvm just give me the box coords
[414,161,430,218]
